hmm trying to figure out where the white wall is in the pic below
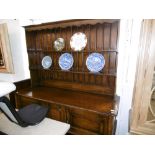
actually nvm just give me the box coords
[116,19,142,134]
[0,19,30,82]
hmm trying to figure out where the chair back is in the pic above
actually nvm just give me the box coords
[0,97,24,125]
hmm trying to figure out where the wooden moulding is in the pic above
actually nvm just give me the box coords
[24,19,119,31]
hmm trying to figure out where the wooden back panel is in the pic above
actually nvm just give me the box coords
[25,19,119,96]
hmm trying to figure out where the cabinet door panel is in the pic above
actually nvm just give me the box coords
[48,104,66,122]
[68,108,108,134]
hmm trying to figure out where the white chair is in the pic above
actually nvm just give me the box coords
[0,82,70,135]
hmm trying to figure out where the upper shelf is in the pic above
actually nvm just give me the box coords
[27,49,118,53]
[25,19,119,96]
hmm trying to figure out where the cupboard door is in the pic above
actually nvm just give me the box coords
[48,104,66,122]
[67,108,111,135]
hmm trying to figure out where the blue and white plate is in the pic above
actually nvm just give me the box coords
[59,53,74,70]
[41,56,52,69]
[86,53,105,72]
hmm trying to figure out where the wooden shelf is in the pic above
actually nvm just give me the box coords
[29,67,117,77]
[28,49,118,53]
[16,86,119,114]
[26,19,119,95]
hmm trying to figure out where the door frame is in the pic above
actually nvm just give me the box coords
[130,20,155,134]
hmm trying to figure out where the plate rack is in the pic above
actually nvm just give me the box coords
[25,19,119,96]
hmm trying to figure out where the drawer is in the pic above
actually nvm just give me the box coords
[16,94,66,123]
[16,95,48,108]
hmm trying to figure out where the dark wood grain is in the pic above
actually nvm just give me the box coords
[24,19,119,31]
[16,86,119,113]
[26,19,119,96]
[16,86,119,134]
[9,79,31,108]
[19,19,120,135]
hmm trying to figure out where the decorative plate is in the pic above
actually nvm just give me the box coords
[86,53,105,72]
[41,56,52,69]
[53,38,65,51]
[59,53,74,70]
[70,32,87,51]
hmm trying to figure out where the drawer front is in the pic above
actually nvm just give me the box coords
[17,96,50,107]
[16,95,40,108]
[67,108,112,135]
